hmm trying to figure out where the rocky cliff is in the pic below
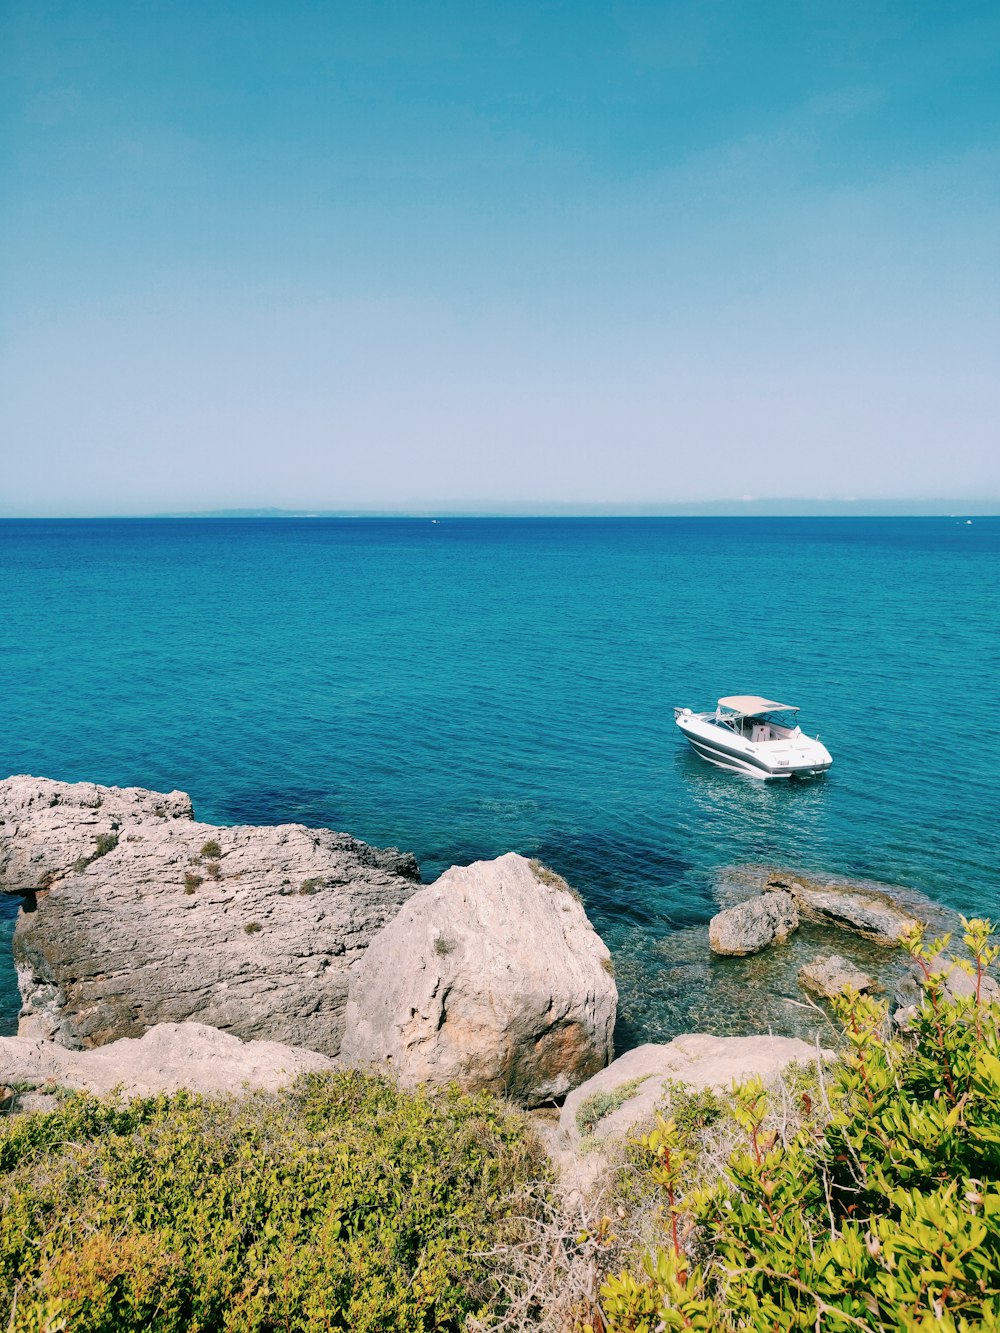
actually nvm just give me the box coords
[0,775,419,1055]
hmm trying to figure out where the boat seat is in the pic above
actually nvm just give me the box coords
[751,724,770,742]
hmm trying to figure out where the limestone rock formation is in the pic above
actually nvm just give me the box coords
[0,1021,336,1105]
[558,1033,826,1153]
[708,891,798,956]
[799,954,876,1000]
[340,853,616,1107]
[1,775,419,1055]
[0,775,195,891]
[766,874,920,943]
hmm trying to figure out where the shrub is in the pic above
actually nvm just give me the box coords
[200,840,222,859]
[576,1078,649,1136]
[183,872,203,893]
[71,833,119,875]
[659,1080,725,1139]
[205,862,221,880]
[0,1072,549,1332]
[92,832,118,858]
[244,921,261,934]
[299,877,326,895]
[597,916,1000,1332]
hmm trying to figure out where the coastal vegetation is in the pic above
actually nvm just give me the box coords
[0,1072,547,1332]
[576,1076,649,1137]
[529,859,583,903]
[1,893,996,1329]
[594,917,1000,1332]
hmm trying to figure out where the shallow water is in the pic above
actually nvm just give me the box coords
[2,516,998,1043]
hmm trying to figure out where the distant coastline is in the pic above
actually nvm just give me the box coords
[2,501,999,519]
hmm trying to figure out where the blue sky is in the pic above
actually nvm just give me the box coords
[2,1,999,513]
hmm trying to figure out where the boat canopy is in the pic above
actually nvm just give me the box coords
[717,695,799,716]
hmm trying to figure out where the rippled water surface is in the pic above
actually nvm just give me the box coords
[2,517,998,1042]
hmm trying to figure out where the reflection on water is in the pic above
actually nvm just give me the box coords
[680,753,832,873]
[684,748,828,827]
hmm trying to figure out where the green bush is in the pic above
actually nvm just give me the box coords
[200,840,222,860]
[597,917,1000,1332]
[93,832,119,858]
[0,1071,548,1332]
[71,832,119,874]
[659,1080,725,1140]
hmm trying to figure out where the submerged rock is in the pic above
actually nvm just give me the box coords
[341,853,616,1107]
[893,957,1000,1023]
[766,874,921,944]
[1,775,419,1056]
[0,1021,337,1103]
[709,891,798,956]
[799,954,877,1000]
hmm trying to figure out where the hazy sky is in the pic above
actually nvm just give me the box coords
[2,1,999,514]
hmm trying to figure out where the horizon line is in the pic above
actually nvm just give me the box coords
[2,499,999,521]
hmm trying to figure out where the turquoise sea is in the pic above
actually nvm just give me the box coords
[2,517,998,1043]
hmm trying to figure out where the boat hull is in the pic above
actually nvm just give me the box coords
[675,710,832,779]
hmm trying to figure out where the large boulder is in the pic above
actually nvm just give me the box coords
[340,854,616,1107]
[1,775,420,1056]
[0,1021,336,1104]
[709,891,798,956]
[767,875,921,943]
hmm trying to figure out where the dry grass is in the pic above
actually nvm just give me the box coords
[468,1051,834,1332]
[466,1146,665,1333]
[529,859,583,905]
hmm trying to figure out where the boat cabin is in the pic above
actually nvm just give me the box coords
[714,695,802,743]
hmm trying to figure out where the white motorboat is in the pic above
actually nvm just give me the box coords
[674,695,832,779]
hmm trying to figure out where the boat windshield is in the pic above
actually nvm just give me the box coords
[715,707,800,737]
